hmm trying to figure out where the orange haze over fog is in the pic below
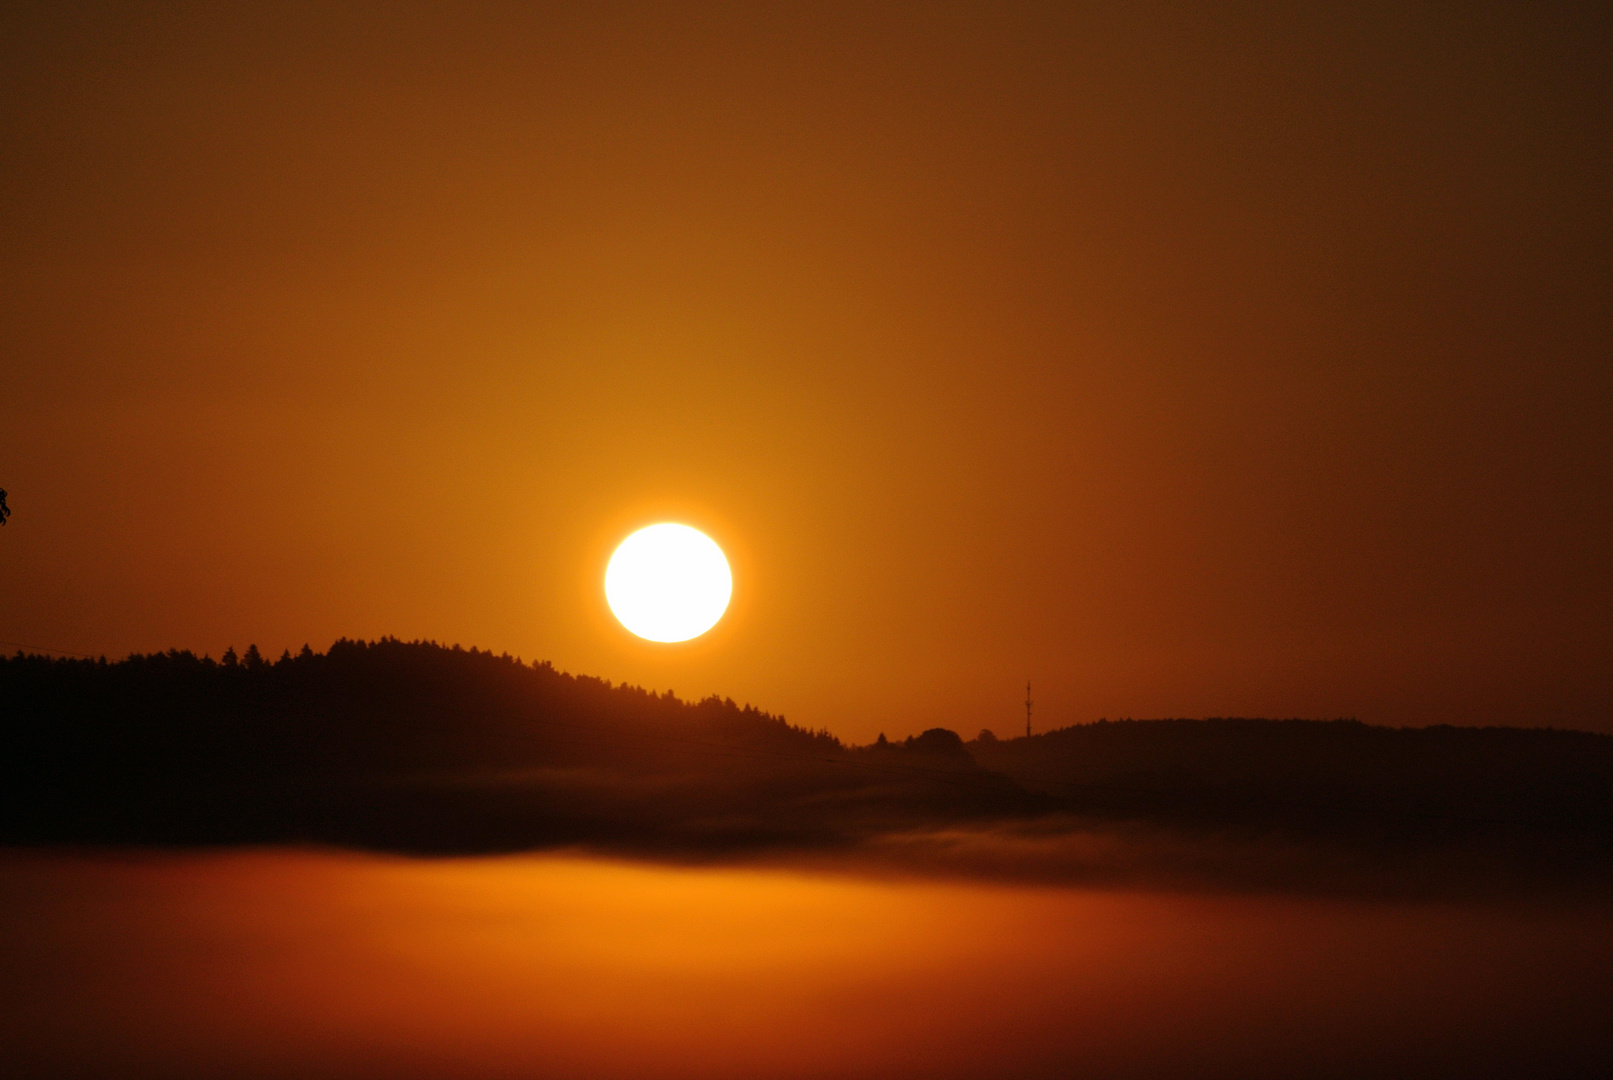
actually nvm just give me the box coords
[4,850,1612,1079]
[2,2,1610,741]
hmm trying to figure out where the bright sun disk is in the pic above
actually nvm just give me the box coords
[605,524,732,642]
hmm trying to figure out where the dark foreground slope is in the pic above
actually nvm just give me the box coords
[0,640,1033,854]
[4,641,1611,892]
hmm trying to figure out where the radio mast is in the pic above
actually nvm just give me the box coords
[1025,680,1033,739]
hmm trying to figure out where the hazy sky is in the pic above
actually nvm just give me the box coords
[3,2,1609,740]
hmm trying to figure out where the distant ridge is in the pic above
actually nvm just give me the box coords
[971,717,1613,838]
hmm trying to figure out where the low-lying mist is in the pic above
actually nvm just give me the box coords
[3,848,1610,1080]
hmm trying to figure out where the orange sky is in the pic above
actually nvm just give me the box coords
[2,2,1609,741]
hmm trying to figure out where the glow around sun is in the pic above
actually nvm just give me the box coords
[605,524,733,642]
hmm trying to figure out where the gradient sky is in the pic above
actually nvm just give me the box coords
[2,2,1609,741]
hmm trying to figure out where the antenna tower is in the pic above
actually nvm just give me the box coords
[1025,680,1033,739]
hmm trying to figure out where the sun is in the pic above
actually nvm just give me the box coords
[605,524,733,642]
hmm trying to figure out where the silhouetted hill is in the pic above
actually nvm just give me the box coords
[970,718,1613,840]
[0,640,1032,853]
[4,642,1612,893]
